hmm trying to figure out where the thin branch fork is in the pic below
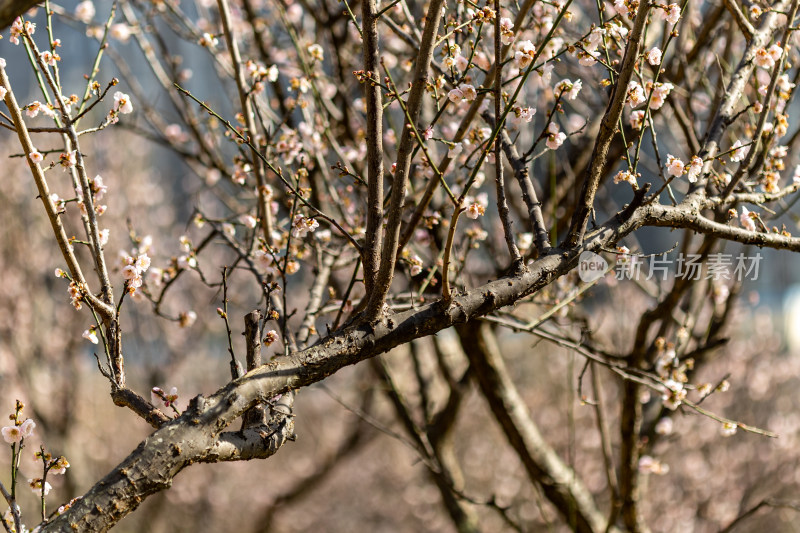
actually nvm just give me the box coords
[365,0,447,319]
[483,111,551,255]
[564,0,651,248]
[0,65,114,319]
[396,0,537,255]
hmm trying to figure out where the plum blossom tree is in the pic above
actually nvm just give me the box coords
[1,0,800,531]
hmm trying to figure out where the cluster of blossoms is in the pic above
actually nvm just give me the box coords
[1,403,70,517]
[8,17,35,46]
[514,40,536,69]
[24,100,56,119]
[75,174,108,217]
[652,336,691,410]
[753,44,784,69]
[579,21,628,66]
[291,214,320,238]
[447,83,477,104]
[614,169,638,187]
[65,280,84,310]
[120,253,151,293]
[1,418,35,444]
[177,235,198,271]
[664,154,703,183]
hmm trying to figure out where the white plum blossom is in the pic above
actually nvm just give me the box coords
[1,425,22,444]
[1,419,35,444]
[151,386,179,408]
[464,193,488,219]
[82,327,99,344]
[666,155,685,177]
[730,140,749,162]
[740,206,756,232]
[626,81,646,108]
[578,50,601,67]
[239,214,258,228]
[408,255,423,276]
[307,43,324,61]
[199,32,218,48]
[585,27,605,53]
[110,23,132,42]
[459,84,477,101]
[767,43,783,62]
[292,214,320,238]
[498,17,515,44]
[655,417,674,435]
[546,124,566,150]
[646,47,662,66]
[28,479,52,497]
[49,456,70,475]
[29,150,44,164]
[720,422,738,437]
[264,330,280,345]
[754,47,775,69]
[519,107,536,122]
[113,91,133,114]
[629,110,645,129]
[613,0,629,16]
[614,170,637,186]
[517,233,533,253]
[685,156,703,183]
[448,87,464,103]
[514,40,536,69]
[649,82,673,110]
[639,455,670,475]
[662,3,681,24]
[555,79,582,100]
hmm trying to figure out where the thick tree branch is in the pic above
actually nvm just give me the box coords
[362,0,384,294]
